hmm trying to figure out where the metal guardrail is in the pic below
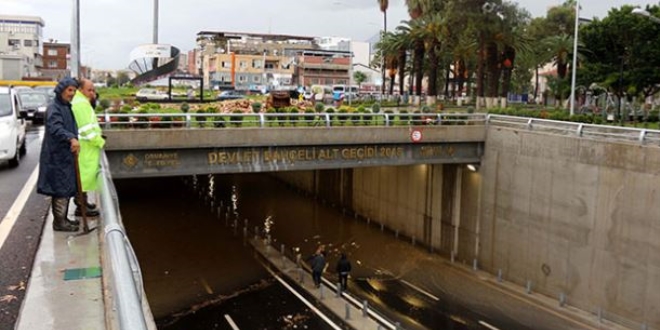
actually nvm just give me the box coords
[98,112,486,129]
[99,152,151,330]
[487,114,660,146]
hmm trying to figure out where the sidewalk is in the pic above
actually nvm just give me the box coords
[14,203,105,330]
[251,238,393,330]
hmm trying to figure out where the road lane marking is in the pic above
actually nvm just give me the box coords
[224,314,240,330]
[264,267,343,330]
[400,279,440,301]
[0,165,39,251]
[479,320,501,330]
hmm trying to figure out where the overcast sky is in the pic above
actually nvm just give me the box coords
[2,0,658,70]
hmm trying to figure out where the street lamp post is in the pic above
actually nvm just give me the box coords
[569,0,580,117]
[632,8,660,24]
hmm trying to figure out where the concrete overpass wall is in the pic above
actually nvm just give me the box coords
[274,165,482,259]
[479,126,660,327]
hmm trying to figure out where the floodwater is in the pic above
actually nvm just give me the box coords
[116,173,534,330]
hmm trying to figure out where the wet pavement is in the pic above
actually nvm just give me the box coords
[0,124,49,330]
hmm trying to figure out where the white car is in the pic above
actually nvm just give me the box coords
[135,88,169,101]
[0,87,27,168]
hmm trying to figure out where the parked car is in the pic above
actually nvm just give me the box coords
[33,85,55,103]
[17,90,50,123]
[217,90,245,101]
[136,88,169,101]
[0,87,27,168]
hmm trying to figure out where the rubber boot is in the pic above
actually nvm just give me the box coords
[74,193,99,217]
[52,198,79,232]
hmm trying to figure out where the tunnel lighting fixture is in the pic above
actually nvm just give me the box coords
[467,164,479,172]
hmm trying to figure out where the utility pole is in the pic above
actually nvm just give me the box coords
[153,0,159,44]
[569,0,580,116]
[71,0,81,78]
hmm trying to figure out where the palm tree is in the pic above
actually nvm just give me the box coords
[378,0,389,95]
[393,26,413,95]
[375,31,399,95]
[542,34,573,80]
[405,0,427,105]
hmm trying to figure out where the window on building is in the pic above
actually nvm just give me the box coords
[8,39,20,47]
[221,61,231,68]
[239,61,247,69]
[253,76,261,83]
[24,40,33,47]
[47,49,58,56]
[265,63,275,70]
[48,61,58,68]
[238,75,246,82]
[252,60,262,69]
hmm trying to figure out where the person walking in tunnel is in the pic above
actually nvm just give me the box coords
[37,77,80,232]
[336,252,352,291]
[71,78,105,217]
[309,245,327,288]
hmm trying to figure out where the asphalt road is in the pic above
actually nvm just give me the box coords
[0,123,49,330]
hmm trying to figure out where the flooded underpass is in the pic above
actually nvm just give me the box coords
[116,172,567,330]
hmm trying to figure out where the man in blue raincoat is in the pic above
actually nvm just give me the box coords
[37,78,80,232]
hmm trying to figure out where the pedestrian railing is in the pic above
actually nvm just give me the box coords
[98,111,660,146]
[98,112,485,129]
[98,152,154,330]
[487,114,660,145]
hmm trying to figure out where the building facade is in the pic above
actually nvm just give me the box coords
[295,50,351,87]
[196,31,315,90]
[41,42,70,80]
[0,15,45,79]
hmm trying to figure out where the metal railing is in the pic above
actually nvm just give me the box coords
[99,111,660,145]
[98,112,486,129]
[98,152,153,330]
[487,114,660,146]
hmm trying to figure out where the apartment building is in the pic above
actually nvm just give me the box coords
[0,15,44,79]
[41,41,70,80]
[196,31,316,91]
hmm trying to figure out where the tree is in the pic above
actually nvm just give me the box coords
[353,71,367,88]
[117,71,130,86]
[106,74,117,87]
[580,5,660,117]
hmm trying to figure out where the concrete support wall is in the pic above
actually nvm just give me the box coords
[479,126,660,328]
[274,165,482,260]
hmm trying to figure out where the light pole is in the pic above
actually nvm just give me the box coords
[632,8,660,24]
[71,0,81,78]
[569,0,580,117]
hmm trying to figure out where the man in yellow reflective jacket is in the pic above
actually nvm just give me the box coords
[71,79,105,217]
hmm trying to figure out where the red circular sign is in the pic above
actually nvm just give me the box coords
[411,129,423,142]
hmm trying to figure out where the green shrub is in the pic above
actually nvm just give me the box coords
[194,108,207,127]
[99,99,111,111]
[314,103,325,112]
[231,109,244,127]
[371,103,381,114]
[421,105,431,114]
[252,102,262,113]
[135,109,149,128]
[180,102,190,113]
[399,110,410,125]
[304,109,316,126]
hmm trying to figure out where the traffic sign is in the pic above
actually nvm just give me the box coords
[410,129,423,142]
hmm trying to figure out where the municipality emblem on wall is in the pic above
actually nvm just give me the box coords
[122,154,139,168]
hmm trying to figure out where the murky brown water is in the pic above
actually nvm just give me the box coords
[116,173,533,330]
